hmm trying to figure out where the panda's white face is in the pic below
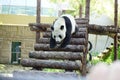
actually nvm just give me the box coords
[51,18,66,43]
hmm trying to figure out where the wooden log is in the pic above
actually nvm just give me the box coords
[28,18,88,31]
[75,18,88,24]
[21,59,82,70]
[88,24,120,34]
[34,44,85,52]
[38,38,86,45]
[29,23,49,31]
[29,24,88,31]
[36,0,41,43]
[114,0,118,60]
[30,24,120,35]
[47,27,87,32]
[43,32,87,38]
[29,51,82,60]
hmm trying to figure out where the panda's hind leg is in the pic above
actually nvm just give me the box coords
[59,34,71,48]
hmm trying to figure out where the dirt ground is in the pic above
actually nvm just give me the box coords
[0,64,32,73]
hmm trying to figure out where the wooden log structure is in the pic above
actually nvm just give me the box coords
[114,0,118,60]
[21,59,82,70]
[35,0,41,43]
[38,38,86,45]
[81,0,90,76]
[29,23,120,35]
[21,0,120,77]
[29,51,82,60]
[89,24,120,34]
[28,18,89,31]
[43,32,87,38]
[34,44,85,52]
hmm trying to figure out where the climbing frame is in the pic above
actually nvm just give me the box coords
[21,23,88,72]
[21,0,90,76]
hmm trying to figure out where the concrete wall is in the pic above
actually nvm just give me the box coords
[0,14,55,63]
[0,25,36,63]
[0,14,56,25]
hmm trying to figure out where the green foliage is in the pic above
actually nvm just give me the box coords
[43,68,64,72]
[50,0,120,26]
[90,46,120,65]
[102,45,120,64]
[91,58,102,65]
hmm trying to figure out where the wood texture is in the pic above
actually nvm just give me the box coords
[29,51,82,60]
[38,38,86,45]
[114,0,118,60]
[43,32,87,38]
[34,44,85,52]
[21,59,82,70]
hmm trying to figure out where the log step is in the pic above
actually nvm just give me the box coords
[29,51,83,60]
[21,59,82,70]
[46,27,87,32]
[38,38,86,45]
[29,18,88,31]
[34,44,85,52]
[43,32,87,38]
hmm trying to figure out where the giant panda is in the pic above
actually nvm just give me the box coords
[50,14,78,48]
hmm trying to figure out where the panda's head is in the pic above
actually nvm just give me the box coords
[51,17,66,43]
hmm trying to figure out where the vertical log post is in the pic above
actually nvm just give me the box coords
[114,0,118,60]
[36,0,41,43]
[34,0,42,70]
[81,0,90,76]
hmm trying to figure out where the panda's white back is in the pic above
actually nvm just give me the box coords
[60,14,76,34]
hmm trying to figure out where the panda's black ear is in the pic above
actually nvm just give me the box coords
[51,26,54,31]
[60,25,64,30]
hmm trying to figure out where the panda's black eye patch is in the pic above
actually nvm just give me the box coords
[54,35,56,39]
[51,26,54,31]
[60,25,64,30]
[59,35,62,39]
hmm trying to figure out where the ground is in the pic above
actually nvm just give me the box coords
[0,64,32,73]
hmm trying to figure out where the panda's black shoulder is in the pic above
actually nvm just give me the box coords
[62,16,72,34]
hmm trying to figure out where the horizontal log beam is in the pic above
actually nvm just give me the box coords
[21,59,82,70]
[88,24,120,35]
[29,51,83,60]
[75,18,88,24]
[43,32,87,38]
[38,38,86,45]
[29,18,88,31]
[46,27,87,32]
[29,23,120,36]
[29,23,49,31]
[34,44,85,52]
